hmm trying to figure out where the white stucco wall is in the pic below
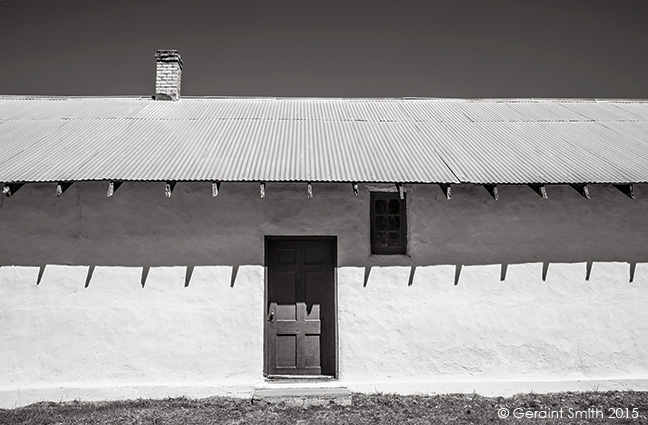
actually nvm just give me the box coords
[1,182,647,406]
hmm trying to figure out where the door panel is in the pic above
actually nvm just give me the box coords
[304,335,321,367]
[266,237,335,377]
[276,335,297,367]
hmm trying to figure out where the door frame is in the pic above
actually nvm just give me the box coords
[263,235,338,379]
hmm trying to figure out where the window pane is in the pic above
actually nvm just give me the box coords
[388,216,400,231]
[388,232,401,247]
[376,216,388,230]
[388,199,400,214]
[375,200,387,214]
[376,231,388,247]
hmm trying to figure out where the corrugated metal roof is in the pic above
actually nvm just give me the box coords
[1,96,648,184]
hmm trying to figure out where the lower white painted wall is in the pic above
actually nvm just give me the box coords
[338,262,648,394]
[1,261,647,407]
[0,264,264,408]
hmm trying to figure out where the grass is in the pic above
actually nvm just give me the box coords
[1,391,647,424]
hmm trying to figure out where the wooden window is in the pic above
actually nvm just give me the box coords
[370,192,407,255]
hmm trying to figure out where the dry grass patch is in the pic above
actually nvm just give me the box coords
[1,391,647,424]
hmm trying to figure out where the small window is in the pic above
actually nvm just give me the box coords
[370,192,407,255]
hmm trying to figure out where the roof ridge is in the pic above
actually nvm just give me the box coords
[2,95,648,103]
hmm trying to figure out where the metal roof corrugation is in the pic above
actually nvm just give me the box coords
[198,119,456,182]
[1,97,648,184]
[560,102,643,122]
[500,122,619,183]
[505,102,567,122]
[456,103,509,122]
[556,122,648,182]
[453,123,561,183]
[400,100,473,123]
[524,122,632,183]
[0,98,151,120]
[352,121,458,182]
[0,100,36,119]
[1,119,131,181]
[0,120,71,169]
[414,122,553,184]
[602,121,648,144]
[609,103,648,120]
[345,99,411,123]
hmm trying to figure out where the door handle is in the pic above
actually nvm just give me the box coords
[268,311,275,322]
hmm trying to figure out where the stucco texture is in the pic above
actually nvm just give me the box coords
[1,182,647,406]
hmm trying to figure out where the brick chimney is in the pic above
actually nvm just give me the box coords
[155,50,183,101]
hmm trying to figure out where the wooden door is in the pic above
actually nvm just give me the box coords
[265,237,336,377]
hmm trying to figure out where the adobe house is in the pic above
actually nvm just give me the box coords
[1,50,647,407]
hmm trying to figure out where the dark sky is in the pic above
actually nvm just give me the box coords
[1,0,648,98]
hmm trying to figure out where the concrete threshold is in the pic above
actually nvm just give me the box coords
[253,380,352,407]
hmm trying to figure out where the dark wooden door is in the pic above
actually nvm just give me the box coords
[265,237,336,377]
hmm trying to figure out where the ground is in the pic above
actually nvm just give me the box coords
[1,391,647,424]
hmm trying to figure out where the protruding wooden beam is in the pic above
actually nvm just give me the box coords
[440,183,451,200]
[352,183,359,196]
[307,182,313,199]
[571,184,590,199]
[529,184,548,199]
[56,182,73,197]
[484,184,499,201]
[613,183,635,199]
[106,181,122,197]
[3,183,24,197]
[540,186,548,199]
[396,183,405,200]
[260,182,266,198]
[165,181,176,198]
[212,181,221,197]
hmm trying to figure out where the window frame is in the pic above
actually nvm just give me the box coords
[370,191,407,255]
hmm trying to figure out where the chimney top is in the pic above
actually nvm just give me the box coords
[155,50,183,101]
[155,50,183,69]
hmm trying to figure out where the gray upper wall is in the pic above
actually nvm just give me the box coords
[0,182,646,269]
